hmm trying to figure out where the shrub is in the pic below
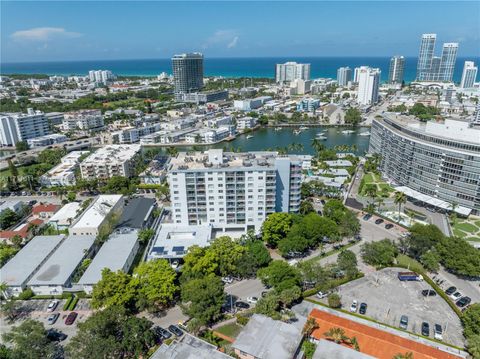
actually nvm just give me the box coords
[68,296,79,311]
[63,296,73,311]
[328,293,341,308]
[17,288,34,300]
[236,315,250,326]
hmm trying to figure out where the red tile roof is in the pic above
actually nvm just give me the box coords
[32,204,59,214]
[0,219,44,240]
[309,309,464,359]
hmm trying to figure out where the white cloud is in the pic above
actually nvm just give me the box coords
[203,29,239,49]
[11,27,82,41]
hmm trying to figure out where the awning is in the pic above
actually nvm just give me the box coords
[394,186,472,216]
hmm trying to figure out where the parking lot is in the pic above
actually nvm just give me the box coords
[329,268,464,347]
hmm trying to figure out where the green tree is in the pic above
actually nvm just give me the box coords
[344,108,362,125]
[278,286,302,307]
[2,319,56,359]
[393,353,414,359]
[324,327,349,343]
[394,191,407,221]
[407,224,444,259]
[138,228,155,244]
[255,292,282,320]
[437,237,480,277]
[337,250,359,278]
[257,260,301,292]
[328,293,342,308]
[463,304,480,338]
[236,239,271,277]
[278,234,309,256]
[420,250,440,272]
[102,176,134,195]
[66,191,76,202]
[37,147,66,166]
[15,141,29,151]
[0,209,19,230]
[299,200,315,215]
[323,200,347,224]
[66,307,155,359]
[208,236,246,277]
[91,269,136,311]
[180,275,225,326]
[131,259,178,311]
[361,239,398,267]
[1,300,20,323]
[261,213,293,247]
[0,242,19,266]
[466,334,480,359]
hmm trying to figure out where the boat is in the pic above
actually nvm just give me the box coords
[246,135,254,139]
[293,129,302,135]
[317,131,325,136]
[359,131,371,136]
[341,130,356,134]
[274,127,282,131]
[299,126,309,130]
[316,135,328,140]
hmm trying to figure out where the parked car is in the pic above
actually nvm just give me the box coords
[221,276,233,284]
[349,300,358,313]
[235,301,250,309]
[168,325,183,337]
[153,326,172,340]
[375,218,384,225]
[47,300,59,312]
[456,296,472,308]
[422,289,437,297]
[421,322,430,336]
[47,313,60,325]
[434,324,443,340]
[399,315,408,330]
[65,312,78,325]
[359,302,367,315]
[385,223,394,229]
[450,291,462,301]
[353,234,362,242]
[46,329,67,342]
[362,214,372,221]
[316,291,329,299]
[445,286,457,295]
[247,297,258,304]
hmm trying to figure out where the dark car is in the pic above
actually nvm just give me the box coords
[362,214,372,221]
[47,329,67,342]
[422,289,437,297]
[168,325,183,336]
[354,234,362,242]
[65,312,78,325]
[456,296,472,308]
[399,315,408,330]
[421,322,430,336]
[47,313,60,325]
[445,286,457,295]
[375,218,384,225]
[359,302,367,315]
[235,301,250,309]
[385,223,394,229]
[153,326,172,340]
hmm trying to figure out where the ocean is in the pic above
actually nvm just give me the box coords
[1,57,478,83]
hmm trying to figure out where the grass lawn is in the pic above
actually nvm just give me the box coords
[454,222,478,234]
[467,237,480,242]
[215,323,242,339]
[475,220,480,228]
[363,173,374,183]
[453,228,466,238]
[396,254,425,273]
[360,171,395,198]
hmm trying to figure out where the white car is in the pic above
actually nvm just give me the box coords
[247,297,258,304]
[450,291,462,301]
[350,300,358,313]
[316,291,329,299]
[222,276,233,284]
[434,324,443,340]
[47,300,59,312]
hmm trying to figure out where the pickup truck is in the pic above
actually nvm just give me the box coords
[398,272,423,281]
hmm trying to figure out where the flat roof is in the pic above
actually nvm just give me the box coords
[313,340,375,359]
[48,202,82,226]
[232,314,302,359]
[148,224,212,260]
[72,195,122,229]
[28,235,95,286]
[116,197,155,229]
[77,229,138,285]
[152,334,231,359]
[0,235,65,287]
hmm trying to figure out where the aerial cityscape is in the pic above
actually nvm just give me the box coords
[0,1,480,359]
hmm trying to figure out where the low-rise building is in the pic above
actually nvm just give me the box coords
[48,202,82,230]
[297,98,320,112]
[236,116,258,131]
[31,203,60,219]
[177,90,229,104]
[70,195,124,236]
[40,151,89,187]
[78,228,139,294]
[140,129,195,145]
[27,133,67,148]
[139,156,169,184]
[234,96,272,111]
[63,109,105,132]
[152,333,232,359]
[80,145,141,180]
[0,235,64,298]
[232,314,303,359]
[116,197,156,230]
[27,235,95,295]
[147,224,213,262]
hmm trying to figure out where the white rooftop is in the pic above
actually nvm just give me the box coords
[77,229,138,285]
[82,145,141,164]
[72,195,123,230]
[28,235,95,286]
[0,235,64,287]
[48,202,82,227]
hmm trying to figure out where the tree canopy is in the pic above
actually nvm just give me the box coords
[361,239,398,268]
[261,213,294,247]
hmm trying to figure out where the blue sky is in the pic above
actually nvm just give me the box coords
[1,1,479,63]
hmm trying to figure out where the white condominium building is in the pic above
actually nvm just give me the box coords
[41,151,89,187]
[168,149,304,232]
[0,108,50,146]
[275,62,311,83]
[63,110,105,132]
[356,66,381,106]
[80,144,141,180]
[460,61,478,89]
[337,67,352,87]
[88,70,115,84]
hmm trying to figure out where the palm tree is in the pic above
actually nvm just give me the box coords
[364,184,378,206]
[448,202,458,225]
[392,352,414,359]
[302,318,319,337]
[394,191,407,222]
[375,196,385,212]
[324,327,349,344]
[349,336,360,351]
[311,139,326,153]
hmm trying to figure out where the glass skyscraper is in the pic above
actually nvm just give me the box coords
[388,56,405,84]
[171,53,204,95]
[415,34,458,82]
[439,43,459,82]
[416,34,436,81]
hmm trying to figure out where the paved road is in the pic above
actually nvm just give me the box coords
[225,278,265,301]
[434,268,480,304]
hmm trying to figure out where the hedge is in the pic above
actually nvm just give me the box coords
[63,296,73,311]
[68,296,79,311]
[302,273,365,298]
